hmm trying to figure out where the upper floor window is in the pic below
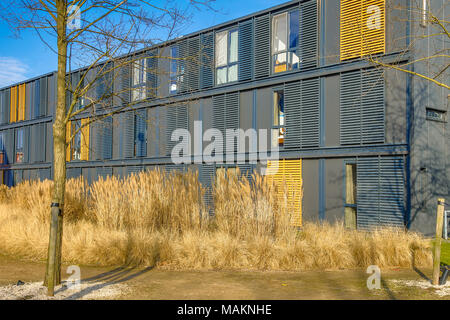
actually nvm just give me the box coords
[15,128,24,163]
[215,29,238,85]
[0,133,4,164]
[272,90,285,147]
[132,58,147,102]
[272,11,300,73]
[170,46,184,94]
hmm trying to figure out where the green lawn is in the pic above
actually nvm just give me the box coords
[433,240,450,266]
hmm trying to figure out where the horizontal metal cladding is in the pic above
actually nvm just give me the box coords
[301,0,318,69]
[254,14,271,79]
[201,32,214,89]
[238,19,254,81]
[357,156,405,229]
[340,67,385,146]
[284,78,320,149]
[212,92,240,154]
[166,104,189,156]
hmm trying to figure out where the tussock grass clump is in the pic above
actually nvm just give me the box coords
[0,169,432,270]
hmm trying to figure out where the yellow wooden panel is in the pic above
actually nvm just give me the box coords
[18,84,26,121]
[66,121,72,162]
[340,0,385,61]
[10,86,17,123]
[266,159,303,227]
[80,118,90,161]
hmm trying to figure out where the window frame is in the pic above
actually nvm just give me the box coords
[215,27,239,86]
[134,112,147,158]
[169,45,184,95]
[271,9,300,74]
[271,88,286,148]
[71,120,82,161]
[15,127,24,164]
[343,160,358,229]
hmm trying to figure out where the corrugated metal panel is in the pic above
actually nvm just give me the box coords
[94,117,113,160]
[212,94,226,136]
[102,117,113,160]
[357,156,405,229]
[200,163,215,215]
[135,109,147,157]
[254,14,271,79]
[284,81,302,149]
[238,19,254,81]
[120,63,131,105]
[340,0,385,60]
[201,32,214,89]
[39,168,51,181]
[123,111,134,158]
[340,68,385,146]
[39,77,47,117]
[96,167,113,180]
[361,68,385,144]
[301,0,318,69]
[127,165,144,176]
[301,78,320,147]
[225,92,240,153]
[147,49,158,98]
[266,159,303,227]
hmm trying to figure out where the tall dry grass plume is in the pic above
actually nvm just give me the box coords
[0,169,432,270]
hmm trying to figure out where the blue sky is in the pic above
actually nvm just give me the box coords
[0,0,287,88]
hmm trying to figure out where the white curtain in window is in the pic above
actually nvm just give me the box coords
[228,65,238,82]
[229,30,238,63]
[216,67,227,85]
[273,13,287,53]
[215,31,228,67]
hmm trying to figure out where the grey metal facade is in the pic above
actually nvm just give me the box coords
[0,0,448,235]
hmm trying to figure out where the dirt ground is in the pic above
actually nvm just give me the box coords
[0,254,447,300]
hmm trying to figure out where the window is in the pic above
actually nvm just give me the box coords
[215,29,238,85]
[16,128,24,163]
[134,112,147,157]
[345,163,357,229]
[272,90,285,147]
[170,46,184,94]
[132,58,147,102]
[272,11,300,73]
[72,120,82,161]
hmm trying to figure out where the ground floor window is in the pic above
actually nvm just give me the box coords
[345,163,357,229]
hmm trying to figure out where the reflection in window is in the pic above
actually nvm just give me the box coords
[15,128,24,163]
[272,11,300,73]
[170,46,184,94]
[272,90,285,147]
[215,29,239,85]
[72,120,81,161]
[132,58,147,102]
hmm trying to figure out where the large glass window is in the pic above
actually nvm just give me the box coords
[345,163,357,229]
[132,58,147,102]
[272,90,285,147]
[72,120,82,161]
[272,11,300,73]
[170,46,184,94]
[215,29,239,85]
[15,128,24,163]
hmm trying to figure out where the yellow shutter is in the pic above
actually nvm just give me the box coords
[66,121,72,162]
[340,0,385,61]
[18,84,26,121]
[266,159,303,227]
[80,118,90,161]
[10,86,17,123]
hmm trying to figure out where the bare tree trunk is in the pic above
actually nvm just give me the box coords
[45,0,67,296]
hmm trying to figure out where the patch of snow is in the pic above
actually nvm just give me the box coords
[390,279,450,297]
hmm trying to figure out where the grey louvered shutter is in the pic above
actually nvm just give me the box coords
[39,168,51,181]
[301,78,320,147]
[23,127,30,163]
[3,90,10,124]
[201,32,214,89]
[6,129,14,165]
[301,0,318,69]
[357,156,405,230]
[34,81,40,119]
[225,92,240,153]
[362,68,385,144]
[213,94,226,138]
[239,20,254,81]
[127,166,144,176]
[0,90,5,124]
[123,111,134,158]
[147,49,158,99]
[284,81,301,149]
[379,157,405,227]
[96,167,113,180]
[340,70,362,145]
[254,14,271,79]
[188,37,200,91]
[135,109,147,157]
[179,39,189,93]
[121,63,131,105]
[67,167,81,180]
[166,106,177,155]
[103,117,113,160]
[37,123,46,163]
[39,78,47,117]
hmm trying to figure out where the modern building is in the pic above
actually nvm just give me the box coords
[0,0,448,236]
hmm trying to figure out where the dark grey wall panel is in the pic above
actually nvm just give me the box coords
[325,158,345,223]
[67,167,82,180]
[324,74,340,147]
[385,69,407,145]
[322,0,340,66]
[302,159,319,222]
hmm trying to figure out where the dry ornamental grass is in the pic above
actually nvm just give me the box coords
[0,169,432,270]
